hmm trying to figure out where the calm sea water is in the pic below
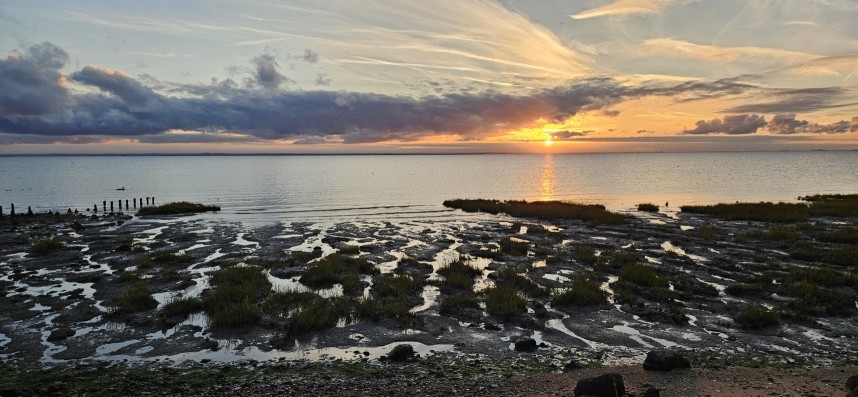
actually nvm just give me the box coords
[1,152,856,222]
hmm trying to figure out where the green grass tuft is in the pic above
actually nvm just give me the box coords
[484,285,527,321]
[30,237,64,254]
[681,202,809,222]
[162,296,204,318]
[439,292,480,315]
[498,237,529,256]
[203,265,270,328]
[734,304,780,329]
[637,203,659,212]
[551,275,607,307]
[111,282,158,315]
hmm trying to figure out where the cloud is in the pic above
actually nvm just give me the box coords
[682,114,767,135]
[71,66,158,106]
[550,130,591,140]
[249,52,293,89]
[0,42,70,115]
[724,87,855,113]
[638,38,817,64]
[768,113,857,134]
[570,0,689,20]
[682,113,857,135]
[299,49,319,63]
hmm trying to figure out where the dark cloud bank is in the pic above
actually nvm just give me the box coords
[1,42,855,145]
[684,113,858,135]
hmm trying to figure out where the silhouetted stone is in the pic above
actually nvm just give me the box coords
[47,328,75,342]
[641,386,661,397]
[514,337,537,352]
[10,203,15,216]
[72,222,85,232]
[563,360,582,372]
[642,350,690,371]
[386,344,415,362]
[848,375,858,391]
[26,206,33,216]
[573,373,625,397]
[201,339,219,351]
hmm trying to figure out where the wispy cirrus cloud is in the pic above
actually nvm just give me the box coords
[570,0,692,20]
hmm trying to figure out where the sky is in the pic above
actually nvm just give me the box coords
[1,0,858,154]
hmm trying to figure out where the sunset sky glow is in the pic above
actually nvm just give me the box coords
[2,0,858,153]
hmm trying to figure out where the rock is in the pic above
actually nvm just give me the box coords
[114,243,131,252]
[850,388,858,397]
[573,373,625,397]
[47,328,75,342]
[848,375,858,391]
[201,339,219,351]
[641,386,661,397]
[642,350,691,371]
[514,337,537,352]
[386,344,415,362]
[71,221,85,231]
[563,360,582,372]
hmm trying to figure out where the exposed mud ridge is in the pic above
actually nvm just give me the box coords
[1,207,856,371]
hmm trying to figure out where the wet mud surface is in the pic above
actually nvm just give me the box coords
[0,207,856,370]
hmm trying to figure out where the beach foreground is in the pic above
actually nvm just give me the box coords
[1,199,857,395]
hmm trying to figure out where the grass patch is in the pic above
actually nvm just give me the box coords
[443,199,630,225]
[817,228,858,245]
[698,224,716,239]
[116,270,141,283]
[680,202,809,222]
[30,237,64,255]
[828,245,858,267]
[203,265,270,328]
[300,254,376,290]
[437,260,481,292]
[734,304,780,329]
[637,203,659,212]
[496,268,546,298]
[110,282,157,315]
[151,250,193,265]
[498,237,529,255]
[573,245,599,266]
[288,297,352,334]
[620,264,668,288]
[162,296,203,318]
[780,282,855,317]
[264,289,318,315]
[801,194,858,217]
[551,275,607,307]
[743,226,802,241]
[374,274,423,299]
[484,285,527,321]
[339,245,361,255]
[439,292,480,315]
[725,283,765,297]
[137,201,220,216]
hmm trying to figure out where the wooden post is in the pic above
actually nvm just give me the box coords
[146,197,150,205]
[152,197,155,205]
[126,200,129,209]
[103,201,107,213]
[27,206,33,216]
[133,198,137,208]
[10,203,15,216]
[119,200,122,210]
[0,205,3,218]
[93,204,98,213]
[110,201,114,213]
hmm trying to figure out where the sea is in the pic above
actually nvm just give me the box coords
[1,151,857,222]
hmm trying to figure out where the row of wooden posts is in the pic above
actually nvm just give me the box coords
[0,197,155,217]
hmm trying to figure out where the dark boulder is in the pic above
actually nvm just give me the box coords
[563,360,583,372]
[514,337,537,352]
[641,386,661,397]
[573,373,625,397]
[642,350,690,371]
[848,375,858,391]
[47,328,75,342]
[386,344,415,362]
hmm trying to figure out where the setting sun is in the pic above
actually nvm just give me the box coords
[545,137,553,146]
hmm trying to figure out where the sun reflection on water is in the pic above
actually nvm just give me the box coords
[539,154,555,201]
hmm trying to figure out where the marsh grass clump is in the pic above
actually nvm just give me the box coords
[725,283,765,297]
[698,224,716,240]
[680,202,809,222]
[437,260,481,292]
[637,203,659,212]
[264,289,317,315]
[339,245,361,255]
[30,237,64,255]
[162,296,203,318]
[817,228,858,245]
[484,285,527,321]
[801,194,858,217]
[300,254,377,290]
[498,237,528,256]
[111,282,157,315]
[374,274,423,299]
[551,275,607,307]
[827,245,858,267]
[203,265,270,328]
[620,264,667,288]
[780,282,855,317]
[116,270,142,283]
[137,201,220,216]
[443,199,630,225]
[439,292,480,315]
[574,245,599,266]
[743,226,802,242]
[288,297,352,334]
[734,304,780,329]
[496,268,546,298]
[151,250,193,265]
